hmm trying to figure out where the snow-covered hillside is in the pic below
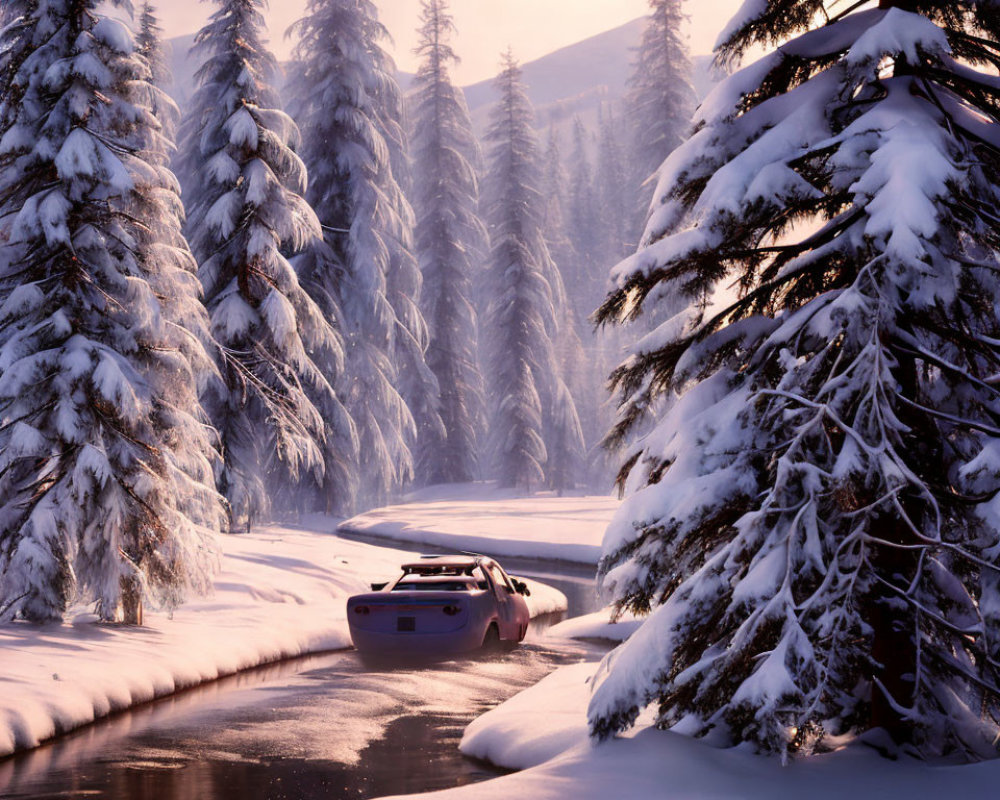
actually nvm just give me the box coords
[460,20,717,137]
[462,19,643,124]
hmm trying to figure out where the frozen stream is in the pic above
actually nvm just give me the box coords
[0,558,606,800]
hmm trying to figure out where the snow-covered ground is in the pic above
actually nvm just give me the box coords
[460,662,597,770]
[0,522,565,759]
[383,662,1000,800]
[338,483,619,565]
[546,607,642,643]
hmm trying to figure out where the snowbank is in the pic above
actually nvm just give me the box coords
[0,524,565,759]
[518,578,567,617]
[393,726,1000,800]
[460,662,595,770]
[546,607,643,642]
[391,662,1000,800]
[338,483,619,565]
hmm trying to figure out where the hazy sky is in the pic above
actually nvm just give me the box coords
[155,0,744,85]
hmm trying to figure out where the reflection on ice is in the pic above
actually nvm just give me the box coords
[1,636,605,800]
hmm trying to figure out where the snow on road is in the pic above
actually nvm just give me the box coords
[338,483,619,565]
[388,661,1000,800]
[0,522,565,759]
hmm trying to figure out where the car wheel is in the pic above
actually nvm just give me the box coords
[482,623,501,652]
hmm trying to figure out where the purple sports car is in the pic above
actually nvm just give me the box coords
[347,555,532,656]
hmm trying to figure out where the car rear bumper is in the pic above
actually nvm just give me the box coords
[348,623,485,655]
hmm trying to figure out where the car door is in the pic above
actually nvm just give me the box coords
[496,564,529,639]
[487,563,517,639]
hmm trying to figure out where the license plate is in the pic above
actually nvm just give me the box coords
[397,616,416,632]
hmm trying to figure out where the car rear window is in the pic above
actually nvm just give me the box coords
[392,581,472,592]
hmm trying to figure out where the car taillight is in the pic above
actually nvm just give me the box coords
[354,605,370,615]
[442,605,460,616]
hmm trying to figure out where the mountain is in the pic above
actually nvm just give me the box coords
[464,18,643,115]
[456,19,718,142]
[164,19,718,142]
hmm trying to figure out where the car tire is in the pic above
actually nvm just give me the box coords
[482,623,501,652]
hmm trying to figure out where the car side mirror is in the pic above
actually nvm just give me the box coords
[512,579,531,597]
[371,582,388,591]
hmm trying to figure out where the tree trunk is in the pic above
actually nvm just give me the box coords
[120,575,143,626]
[868,521,917,745]
[867,336,924,745]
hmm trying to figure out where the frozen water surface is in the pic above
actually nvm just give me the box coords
[0,623,606,799]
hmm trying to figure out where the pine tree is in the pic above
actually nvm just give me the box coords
[178,0,355,528]
[131,6,216,425]
[544,375,586,494]
[482,54,582,491]
[623,0,695,250]
[0,0,224,623]
[595,105,629,268]
[590,0,1000,760]
[542,227,586,495]
[409,0,487,486]
[540,126,593,492]
[288,0,438,506]
[135,2,178,144]
[541,128,574,274]
[133,1,202,385]
[134,1,195,300]
[543,121,613,489]
[565,116,601,310]
[369,12,445,482]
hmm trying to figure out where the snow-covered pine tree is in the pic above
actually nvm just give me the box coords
[540,126,596,491]
[542,232,586,495]
[542,123,613,490]
[133,2,195,365]
[623,0,695,251]
[590,0,1000,760]
[565,116,601,313]
[135,2,177,144]
[409,0,487,486]
[368,12,445,484]
[544,375,586,494]
[482,53,583,491]
[136,3,166,81]
[0,0,225,623]
[595,105,629,268]
[178,0,355,528]
[289,0,433,506]
[541,128,575,276]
